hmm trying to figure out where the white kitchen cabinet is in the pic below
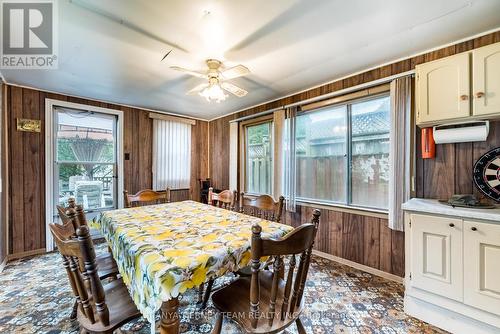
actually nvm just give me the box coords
[403,199,500,334]
[416,52,471,124]
[410,214,463,301]
[463,220,500,316]
[473,43,500,116]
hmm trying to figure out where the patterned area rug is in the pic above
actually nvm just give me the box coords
[0,244,447,334]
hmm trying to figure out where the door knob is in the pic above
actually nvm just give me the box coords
[460,94,469,101]
[471,227,477,231]
[475,92,485,98]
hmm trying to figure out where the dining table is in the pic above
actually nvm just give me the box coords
[94,200,293,334]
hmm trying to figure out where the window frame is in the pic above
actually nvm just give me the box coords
[295,91,391,212]
[240,115,274,196]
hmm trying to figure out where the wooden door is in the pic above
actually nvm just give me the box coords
[410,214,463,301]
[416,53,471,124]
[463,220,500,316]
[473,42,500,116]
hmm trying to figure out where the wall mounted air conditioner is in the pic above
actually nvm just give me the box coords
[433,121,489,144]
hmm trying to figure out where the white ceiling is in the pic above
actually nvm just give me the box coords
[2,0,500,120]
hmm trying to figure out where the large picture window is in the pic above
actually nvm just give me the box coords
[295,94,390,210]
[245,121,273,195]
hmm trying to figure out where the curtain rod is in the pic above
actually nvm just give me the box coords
[230,70,414,123]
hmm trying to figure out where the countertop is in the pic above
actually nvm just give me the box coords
[402,198,500,222]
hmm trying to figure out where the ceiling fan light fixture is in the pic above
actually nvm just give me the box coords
[199,82,227,103]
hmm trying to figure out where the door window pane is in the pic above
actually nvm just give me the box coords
[246,122,272,194]
[351,96,390,209]
[57,110,115,163]
[296,106,347,202]
[55,109,117,211]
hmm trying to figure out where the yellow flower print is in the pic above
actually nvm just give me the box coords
[196,253,210,266]
[191,266,207,286]
[239,251,251,266]
[173,257,191,268]
[161,273,176,291]
[218,220,231,227]
[163,249,192,258]
[202,233,218,242]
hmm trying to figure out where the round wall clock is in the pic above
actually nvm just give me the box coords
[473,147,500,203]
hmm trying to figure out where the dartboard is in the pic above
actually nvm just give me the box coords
[473,147,500,202]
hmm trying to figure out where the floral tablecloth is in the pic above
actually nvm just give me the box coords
[94,200,293,324]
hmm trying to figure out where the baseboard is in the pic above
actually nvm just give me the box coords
[312,250,404,284]
[6,248,46,262]
[405,295,500,334]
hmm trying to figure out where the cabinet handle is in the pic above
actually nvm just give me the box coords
[471,227,477,231]
[460,94,469,101]
[475,92,485,98]
[449,223,455,227]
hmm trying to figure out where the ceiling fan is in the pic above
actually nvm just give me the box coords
[170,59,250,103]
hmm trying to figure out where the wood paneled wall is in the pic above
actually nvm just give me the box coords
[208,31,500,277]
[283,206,404,277]
[3,85,208,255]
[416,120,500,200]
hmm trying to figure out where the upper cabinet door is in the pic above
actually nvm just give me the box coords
[410,214,463,301]
[416,53,471,125]
[463,220,500,316]
[473,43,500,116]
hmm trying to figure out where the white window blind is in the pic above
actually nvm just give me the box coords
[152,119,191,190]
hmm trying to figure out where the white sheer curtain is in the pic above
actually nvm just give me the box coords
[152,119,191,190]
[388,76,412,231]
[229,122,238,192]
[283,106,299,212]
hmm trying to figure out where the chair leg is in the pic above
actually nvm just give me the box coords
[70,300,78,319]
[201,279,214,309]
[296,318,306,334]
[197,283,205,304]
[212,312,223,334]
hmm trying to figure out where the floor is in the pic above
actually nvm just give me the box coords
[0,244,447,334]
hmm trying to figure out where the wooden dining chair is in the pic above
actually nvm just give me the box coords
[57,197,76,225]
[53,207,119,319]
[199,193,286,308]
[50,223,141,334]
[208,187,236,210]
[211,209,321,334]
[123,188,171,208]
[239,193,285,224]
[198,188,237,308]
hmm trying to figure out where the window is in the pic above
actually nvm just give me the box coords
[245,121,273,194]
[55,109,118,211]
[296,105,347,202]
[295,94,390,210]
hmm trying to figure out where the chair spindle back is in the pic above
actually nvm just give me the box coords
[50,216,110,326]
[249,209,321,328]
[208,187,236,210]
[239,193,284,223]
[57,197,77,225]
[124,189,171,208]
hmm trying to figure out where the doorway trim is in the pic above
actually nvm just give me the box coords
[45,99,124,251]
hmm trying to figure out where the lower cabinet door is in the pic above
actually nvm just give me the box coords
[464,220,500,316]
[410,214,463,301]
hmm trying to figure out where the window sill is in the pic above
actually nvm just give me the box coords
[296,199,388,219]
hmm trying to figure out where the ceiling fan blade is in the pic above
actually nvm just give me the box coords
[187,83,209,95]
[220,64,250,79]
[170,66,206,78]
[221,82,248,97]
